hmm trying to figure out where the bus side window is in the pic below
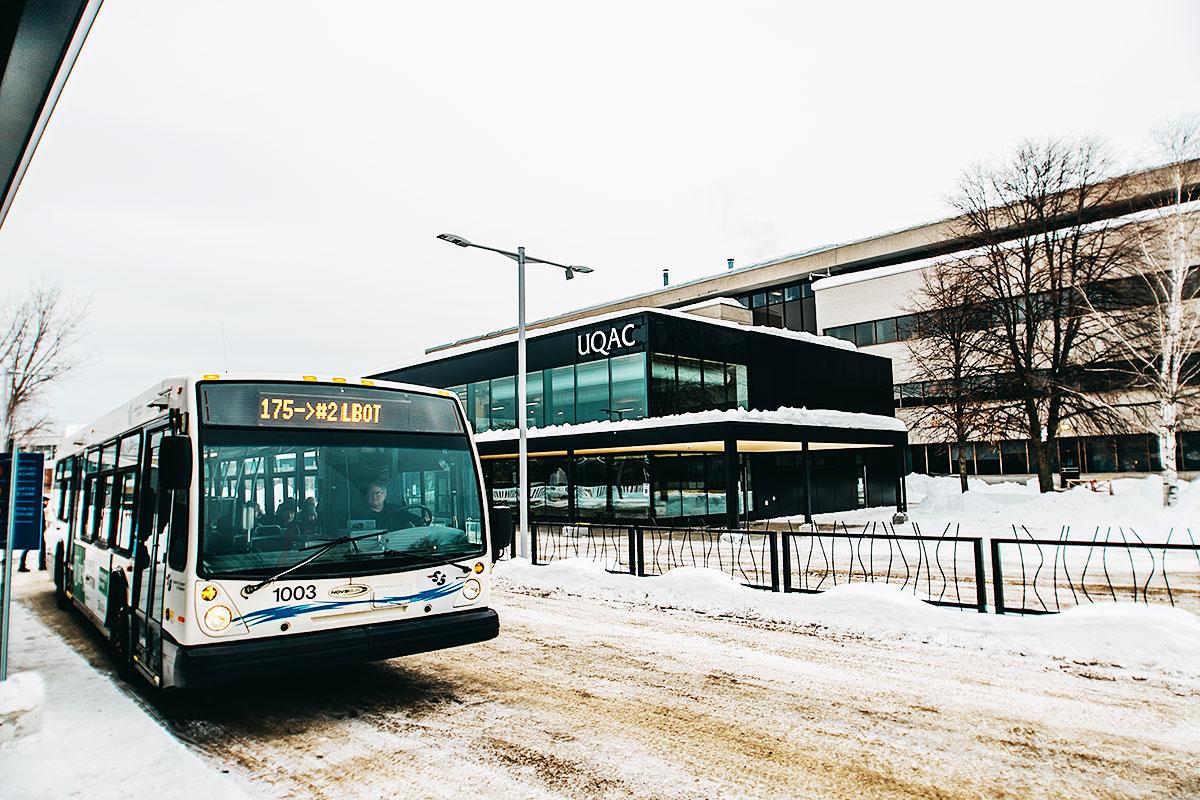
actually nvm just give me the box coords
[54,462,66,521]
[166,487,189,571]
[94,473,112,544]
[111,471,138,553]
[79,477,94,542]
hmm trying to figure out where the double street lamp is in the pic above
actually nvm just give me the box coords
[436,234,594,559]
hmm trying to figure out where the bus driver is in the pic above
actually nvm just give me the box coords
[363,480,423,530]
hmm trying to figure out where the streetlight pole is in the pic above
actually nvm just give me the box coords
[516,245,528,559]
[436,234,593,559]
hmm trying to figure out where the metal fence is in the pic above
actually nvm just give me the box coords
[530,521,984,607]
[526,520,1200,616]
[530,522,778,590]
[990,526,1200,615]
[781,521,987,612]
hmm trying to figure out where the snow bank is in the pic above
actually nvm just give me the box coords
[496,558,1200,673]
[0,672,44,743]
[475,404,906,443]
[808,473,1200,539]
[0,600,252,799]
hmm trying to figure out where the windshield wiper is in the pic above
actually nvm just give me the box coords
[239,530,386,598]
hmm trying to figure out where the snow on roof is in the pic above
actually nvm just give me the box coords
[677,296,753,314]
[473,406,906,443]
[374,306,857,374]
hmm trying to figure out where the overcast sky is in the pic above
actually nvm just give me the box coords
[1,0,1198,428]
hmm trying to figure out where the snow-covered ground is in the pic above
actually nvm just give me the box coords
[4,557,1199,799]
[802,472,1200,540]
[0,592,252,799]
[498,558,1200,674]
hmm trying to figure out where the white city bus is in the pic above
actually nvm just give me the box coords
[47,373,511,689]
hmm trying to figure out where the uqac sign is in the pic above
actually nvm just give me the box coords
[575,321,643,362]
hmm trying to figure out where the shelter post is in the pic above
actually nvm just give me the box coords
[802,440,813,524]
[723,437,739,529]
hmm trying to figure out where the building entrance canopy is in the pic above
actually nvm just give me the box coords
[473,406,907,527]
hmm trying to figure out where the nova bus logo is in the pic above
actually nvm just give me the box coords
[329,585,370,598]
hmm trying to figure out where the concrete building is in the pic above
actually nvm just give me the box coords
[421,161,1200,482]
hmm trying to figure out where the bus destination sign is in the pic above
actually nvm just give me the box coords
[200,382,465,434]
[259,394,383,426]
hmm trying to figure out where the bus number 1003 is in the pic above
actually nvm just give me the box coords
[272,585,317,602]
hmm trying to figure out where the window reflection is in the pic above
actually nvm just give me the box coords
[574,455,607,519]
[575,361,609,423]
[547,366,575,426]
[491,376,516,430]
[608,353,647,421]
[525,370,544,429]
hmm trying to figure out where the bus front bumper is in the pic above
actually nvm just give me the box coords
[171,607,499,688]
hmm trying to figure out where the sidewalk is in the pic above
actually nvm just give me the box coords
[0,573,254,799]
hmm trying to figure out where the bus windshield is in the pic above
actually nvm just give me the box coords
[199,428,485,579]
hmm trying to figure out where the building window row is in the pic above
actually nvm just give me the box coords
[825,314,919,347]
[824,268,1200,348]
[447,352,649,433]
[731,280,817,334]
[892,357,1197,409]
[448,352,749,434]
[650,353,748,416]
[908,432,1200,477]
[483,452,744,523]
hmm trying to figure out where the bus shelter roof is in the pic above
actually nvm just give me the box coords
[472,406,907,459]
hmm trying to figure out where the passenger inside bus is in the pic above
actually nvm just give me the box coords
[260,499,298,529]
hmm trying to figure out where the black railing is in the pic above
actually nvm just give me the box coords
[640,526,778,591]
[530,521,983,606]
[990,526,1200,615]
[525,521,1200,616]
[781,521,987,612]
[531,523,634,574]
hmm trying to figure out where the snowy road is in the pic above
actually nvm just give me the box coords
[15,574,1200,800]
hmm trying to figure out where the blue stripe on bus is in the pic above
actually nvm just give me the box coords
[234,582,464,627]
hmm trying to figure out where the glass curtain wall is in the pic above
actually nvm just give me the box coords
[736,280,817,333]
[547,366,575,427]
[649,354,748,416]
[449,353,648,434]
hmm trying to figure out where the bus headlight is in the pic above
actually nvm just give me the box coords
[204,604,233,632]
[462,579,482,600]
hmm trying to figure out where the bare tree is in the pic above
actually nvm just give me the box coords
[1086,121,1200,505]
[902,259,999,492]
[951,138,1138,493]
[0,283,88,443]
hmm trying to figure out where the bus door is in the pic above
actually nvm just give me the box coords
[78,467,114,621]
[131,428,169,681]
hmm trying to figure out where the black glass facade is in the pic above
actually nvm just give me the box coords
[730,280,818,334]
[373,310,902,525]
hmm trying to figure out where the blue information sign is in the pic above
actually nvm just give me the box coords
[1,452,44,550]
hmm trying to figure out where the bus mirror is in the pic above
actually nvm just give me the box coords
[488,506,513,561]
[160,435,193,492]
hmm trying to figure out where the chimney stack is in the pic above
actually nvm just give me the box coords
[662,268,669,286]
[727,258,734,270]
